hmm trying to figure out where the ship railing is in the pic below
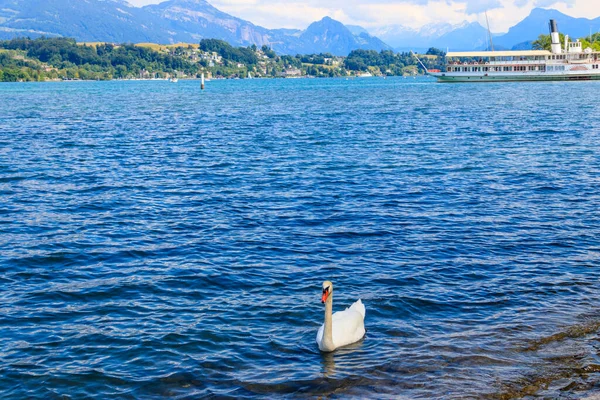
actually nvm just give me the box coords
[447,60,547,66]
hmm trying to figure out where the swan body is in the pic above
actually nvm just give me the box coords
[316,281,366,352]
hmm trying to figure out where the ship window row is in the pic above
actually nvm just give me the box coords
[546,66,566,71]
[448,66,488,72]
[593,65,599,69]
[449,56,547,63]
[489,56,547,62]
[450,54,600,64]
[447,66,546,72]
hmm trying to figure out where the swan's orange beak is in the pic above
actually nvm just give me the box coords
[321,288,330,304]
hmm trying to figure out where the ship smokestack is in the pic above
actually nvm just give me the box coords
[549,19,561,54]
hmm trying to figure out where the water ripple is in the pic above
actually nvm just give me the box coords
[1,78,600,398]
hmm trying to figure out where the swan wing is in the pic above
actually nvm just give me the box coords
[316,323,324,346]
[331,300,366,348]
[348,299,366,318]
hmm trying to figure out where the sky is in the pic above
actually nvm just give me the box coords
[126,0,599,32]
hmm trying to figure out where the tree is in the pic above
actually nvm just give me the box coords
[344,58,367,71]
[532,33,565,51]
[578,38,600,51]
[65,68,78,79]
[579,38,592,49]
[200,39,258,65]
[114,65,127,79]
[426,47,445,57]
[2,68,19,82]
[261,45,276,58]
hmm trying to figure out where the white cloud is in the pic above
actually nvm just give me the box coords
[126,0,600,32]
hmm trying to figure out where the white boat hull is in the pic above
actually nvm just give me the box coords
[430,71,600,83]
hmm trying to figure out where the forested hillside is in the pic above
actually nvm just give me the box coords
[0,37,444,82]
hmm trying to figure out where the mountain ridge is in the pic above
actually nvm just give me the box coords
[493,8,600,49]
[0,1,598,54]
[369,8,600,52]
[0,0,390,55]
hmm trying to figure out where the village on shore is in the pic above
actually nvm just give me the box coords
[0,37,443,82]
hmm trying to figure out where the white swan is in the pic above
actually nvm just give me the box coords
[316,281,366,352]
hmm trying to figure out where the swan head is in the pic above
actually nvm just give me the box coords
[321,281,333,304]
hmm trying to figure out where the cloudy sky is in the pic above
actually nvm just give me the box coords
[126,0,599,32]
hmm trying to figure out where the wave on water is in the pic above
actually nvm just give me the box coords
[1,79,600,399]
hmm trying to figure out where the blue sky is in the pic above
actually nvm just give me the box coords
[127,0,598,32]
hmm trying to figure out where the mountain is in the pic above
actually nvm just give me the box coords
[346,25,369,36]
[372,23,454,50]
[1,1,596,54]
[374,8,600,52]
[0,0,390,55]
[510,40,533,50]
[373,21,489,52]
[493,8,600,49]
[0,0,168,42]
[431,21,490,51]
[142,0,273,45]
[293,17,390,55]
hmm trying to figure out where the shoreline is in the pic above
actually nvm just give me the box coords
[0,73,424,83]
[0,74,429,83]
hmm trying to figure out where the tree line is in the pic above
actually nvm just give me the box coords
[0,36,445,82]
[344,49,443,74]
[532,33,600,51]
[0,37,200,81]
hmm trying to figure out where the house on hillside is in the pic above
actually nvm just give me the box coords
[282,68,302,78]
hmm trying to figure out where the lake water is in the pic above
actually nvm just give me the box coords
[1,77,600,399]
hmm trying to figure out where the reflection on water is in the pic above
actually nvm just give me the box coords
[321,352,336,377]
[320,338,366,378]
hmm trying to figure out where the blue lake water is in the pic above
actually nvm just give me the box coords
[1,77,600,399]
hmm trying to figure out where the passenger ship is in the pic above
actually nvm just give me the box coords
[428,19,600,82]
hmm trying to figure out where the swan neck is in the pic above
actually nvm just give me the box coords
[323,293,334,348]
